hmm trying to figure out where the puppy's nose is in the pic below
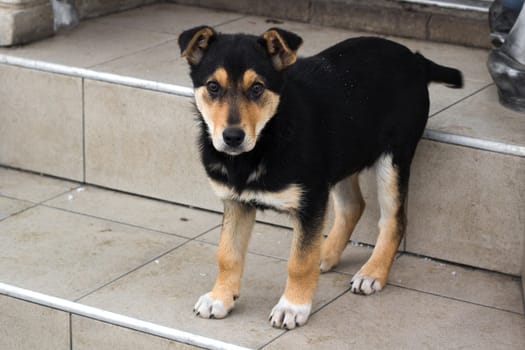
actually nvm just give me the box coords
[222,127,245,147]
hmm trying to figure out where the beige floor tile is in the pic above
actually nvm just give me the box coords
[0,206,186,300]
[265,286,525,349]
[217,15,369,57]
[92,3,244,34]
[87,3,246,86]
[0,168,77,202]
[72,316,198,350]
[390,254,524,314]
[84,80,221,211]
[407,140,524,275]
[0,296,70,350]
[0,20,174,68]
[0,65,84,181]
[428,85,525,146]
[46,185,221,238]
[91,40,192,86]
[78,241,350,349]
[0,196,33,220]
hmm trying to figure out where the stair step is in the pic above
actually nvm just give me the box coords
[0,2,522,275]
[170,0,493,47]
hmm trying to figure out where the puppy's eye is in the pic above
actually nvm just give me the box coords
[249,82,265,99]
[207,81,220,96]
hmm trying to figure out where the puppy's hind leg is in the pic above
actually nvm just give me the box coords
[351,154,408,295]
[320,174,365,272]
[194,200,255,319]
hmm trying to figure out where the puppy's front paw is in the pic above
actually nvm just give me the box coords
[193,292,231,319]
[269,296,311,330]
[350,274,383,295]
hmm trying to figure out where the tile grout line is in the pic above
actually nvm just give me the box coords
[0,186,84,224]
[397,250,521,279]
[74,223,222,302]
[85,36,178,70]
[428,82,494,118]
[0,165,81,186]
[53,181,225,220]
[41,201,219,241]
[82,78,86,183]
[214,15,249,28]
[69,313,73,350]
[389,282,524,316]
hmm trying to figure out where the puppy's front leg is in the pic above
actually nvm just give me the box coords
[269,205,326,329]
[194,200,255,319]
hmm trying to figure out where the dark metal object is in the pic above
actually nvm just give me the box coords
[488,2,525,113]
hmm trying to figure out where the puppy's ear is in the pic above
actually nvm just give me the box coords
[178,26,217,65]
[260,28,303,70]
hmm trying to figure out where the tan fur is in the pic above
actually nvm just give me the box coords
[214,67,229,89]
[210,200,256,308]
[241,69,259,90]
[194,86,228,141]
[237,89,280,141]
[181,27,215,65]
[320,174,365,271]
[194,67,280,154]
[209,179,303,212]
[262,30,298,70]
[357,154,404,286]
[283,220,323,304]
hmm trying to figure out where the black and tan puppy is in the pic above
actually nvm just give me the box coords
[178,26,462,329]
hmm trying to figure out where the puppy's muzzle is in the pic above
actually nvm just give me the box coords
[222,127,245,148]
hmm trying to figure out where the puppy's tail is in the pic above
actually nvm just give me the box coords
[416,53,463,89]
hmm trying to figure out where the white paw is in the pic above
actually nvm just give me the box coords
[350,274,383,295]
[269,296,312,329]
[193,293,230,319]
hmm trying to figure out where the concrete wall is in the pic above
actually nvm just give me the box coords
[0,0,157,46]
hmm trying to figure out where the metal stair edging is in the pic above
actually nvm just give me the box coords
[0,282,252,350]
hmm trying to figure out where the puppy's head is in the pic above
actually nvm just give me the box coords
[178,26,302,155]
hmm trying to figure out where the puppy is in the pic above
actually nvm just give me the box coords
[178,26,462,329]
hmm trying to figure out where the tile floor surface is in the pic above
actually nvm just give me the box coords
[0,167,524,349]
[0,2,524,349]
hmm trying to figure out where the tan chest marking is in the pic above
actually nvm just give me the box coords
[209,179,303,212]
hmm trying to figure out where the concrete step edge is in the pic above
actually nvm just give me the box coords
[400,0,491,13]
